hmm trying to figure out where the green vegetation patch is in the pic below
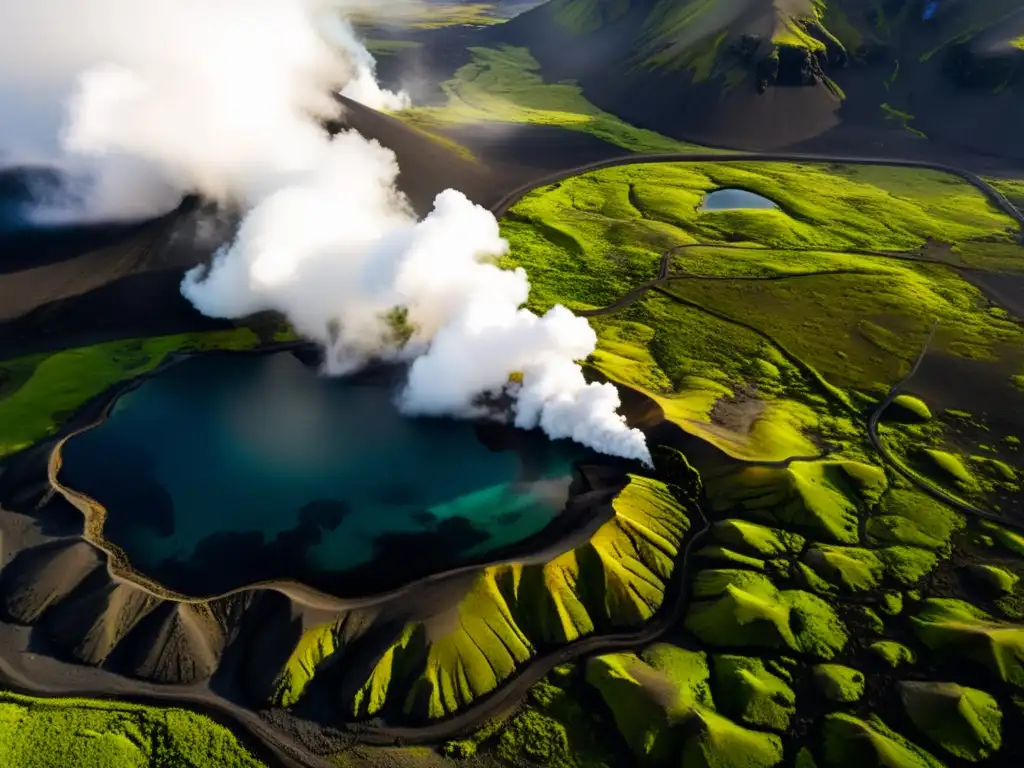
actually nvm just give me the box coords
[586,644,783,768]
[887,394,933,422]
[0,692,262,768]
[900,681,1003,762]
[695,545,765,570]
[980,521,1024,558]
[803,545,881,591]
[274,622,338,708]
[881,591,904,616]
[0,329,261,457]
[585,645,712,764]
[866,489,964,552]
[706,461,885,545]
[399,46,707,153]
[685,569,847,658]
[712,655,796,731]
[868,640,916,669]
[278,475,695,720]
[919,449,979,492]
[803,542,939,592]
[962,564,1020,597]
[447,671,619,768]
[709,519,806,558]
[911,599,1024,687]
[822,713,944,768]
[503,161,1023,412]
[812,664,865,703]
[551,0,630,35]
[353,3,504,29]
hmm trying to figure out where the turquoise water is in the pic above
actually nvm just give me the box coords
[58,352,588,596]
[700,188,778,211]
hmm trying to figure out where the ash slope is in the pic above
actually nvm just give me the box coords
[482,0,1024,159]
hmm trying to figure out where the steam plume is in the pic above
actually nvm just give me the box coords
[1,0,650,464]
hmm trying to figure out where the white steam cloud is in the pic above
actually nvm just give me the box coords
[0,0,650,464]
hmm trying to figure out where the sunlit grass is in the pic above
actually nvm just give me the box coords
[398,45,715,154]
[0,329,263,457]
[352,3,505,30]
[0,692,262,768]
[499,160,1024,459]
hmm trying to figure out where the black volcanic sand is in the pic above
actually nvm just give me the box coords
[898,345,1024,522]
[439,121,634,173]
[55,351,592,598]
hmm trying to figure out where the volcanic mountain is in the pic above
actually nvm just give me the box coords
[0,96,495,354]
[483,0,1024,158]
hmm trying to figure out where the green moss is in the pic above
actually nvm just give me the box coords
[822,713,945,768]
[879,547,940,586]
[353,3,504,28]
[962,564,1020,597]
[881,591,905,616]
[981,521,1024,558]
[712,655,795,731]
[919,449,979,491]
[294,475,695,720]
[813,664,865,703]
[803,546,884,591]
[887,394,933,422]
[586,645,783,768]
[866,489,964,552]
[495,709,576,768]
[795,746,819,768]
[400,46,707,154]
[503,161,1023,408]
[0,692,262,768]
[440,739,477,759]
[696,546,766,570]
[869,641,916,669]
[551,0,630,35]
[802,545,938,592]
[706,461,885,545]
[585,645,710,763]
[979,457,1018,483]
[686,569,847,658]
[859,606,886,634]
[911,599,1024,687]
[0,329,261,457]
[273,622,337,708]
[363,38,424,57]
[900,681,1002,762]
[709,519,806,558]
[795,561,838,595]
[881,103,927,139]
[679,710,784,768]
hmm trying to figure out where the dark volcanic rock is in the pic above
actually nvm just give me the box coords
[2,540,103,625]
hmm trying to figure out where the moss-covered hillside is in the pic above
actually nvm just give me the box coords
[489,0,1024,154]
[272,472,699,721]
[425,157,1024,768]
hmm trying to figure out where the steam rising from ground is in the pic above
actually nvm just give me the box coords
[1,0,650,463]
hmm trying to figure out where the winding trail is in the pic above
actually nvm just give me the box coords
[3,151,1024,767]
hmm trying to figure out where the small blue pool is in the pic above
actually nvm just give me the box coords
[700,188,778,211]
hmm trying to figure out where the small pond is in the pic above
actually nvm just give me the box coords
[699,188,778,211]
[57,351,591,597]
